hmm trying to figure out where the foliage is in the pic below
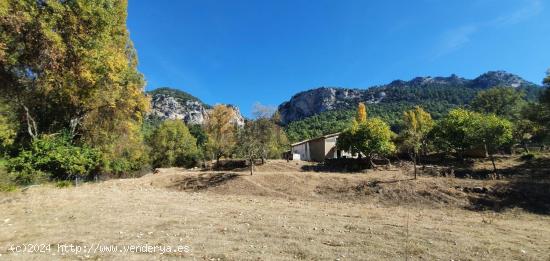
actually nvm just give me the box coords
[0,0,150,174]
[430,109,480,157]
[471,87,526,120]
[475,114,513,172]
[285,101,454,143]
[55,180,73,188]
[7,134,100,185]
[236,117,289,164]
[188,124,208,148]
[430,108,513,162]
[235,122,263,174]
[399,106,434,157]
[148,120,199,168]
[205,105,237,162]
[0,101,17,152]
[0,157,16,192]
[337,106,396,165]
[356,102,367,123]
[520,153,536,161]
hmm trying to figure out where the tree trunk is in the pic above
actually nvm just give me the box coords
[490,154,497,174]
[522,142,529,154]
[410,152,417,180]
[368,157,376,169]
[413,155,417,180]
[249,157,254,175]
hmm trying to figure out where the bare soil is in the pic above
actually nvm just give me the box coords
[0,159,549,260]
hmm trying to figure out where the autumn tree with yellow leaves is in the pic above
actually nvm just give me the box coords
[205,105,238,164]
[0,0,150,174]
[399,106,434,179]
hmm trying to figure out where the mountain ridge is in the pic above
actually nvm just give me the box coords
[278,71,541,124]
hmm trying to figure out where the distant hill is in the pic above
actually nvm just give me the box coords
[146,87,244,126]
[280,71,543,142]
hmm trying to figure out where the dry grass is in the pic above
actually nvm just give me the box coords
[0,160,549,260]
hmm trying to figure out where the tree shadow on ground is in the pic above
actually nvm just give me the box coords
[167,172,238,191]
[300,158,396,173]
[467,157,550,215]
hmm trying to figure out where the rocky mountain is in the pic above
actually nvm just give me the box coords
[278,71,540,124]
[147,87,244,126]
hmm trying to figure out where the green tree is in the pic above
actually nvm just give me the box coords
[470,87,526,120]
[337,112,396,168]
[475,114,513,173]
[0,0,150,174]
[400,106,434,179]
[148,120,198,168]
[430,108,479,159]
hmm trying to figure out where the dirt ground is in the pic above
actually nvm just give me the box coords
[0,160,549,260]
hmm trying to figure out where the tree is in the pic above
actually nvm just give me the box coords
[470,87,526,120]
[236,122,262,175]
[235,104,289,169]
[337,113,396,168]
[353,118,396,167]
[400,106,434,179]
[205,105,237,164]
[512,118,539,153]
[0,0,150,174]
[148,120,199,168]
[430,108,479,159]
[475,115,513,173]
[357,102,367,123]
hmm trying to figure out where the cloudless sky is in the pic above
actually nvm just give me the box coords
[127,0,550,117]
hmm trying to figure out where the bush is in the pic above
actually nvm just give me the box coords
[55,180,73,188]
[520,153,536,161]
[7,134,100,184]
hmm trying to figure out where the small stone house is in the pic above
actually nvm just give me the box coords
[290,133,349,162]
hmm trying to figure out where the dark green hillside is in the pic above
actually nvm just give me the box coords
[285,101,460,143]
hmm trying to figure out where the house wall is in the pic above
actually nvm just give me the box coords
[291,134,347,162]
[309,139,326,162]
[291,143,310,161]
[325,136,338,159]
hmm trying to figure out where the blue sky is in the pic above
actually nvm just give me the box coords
[127,0,550,117]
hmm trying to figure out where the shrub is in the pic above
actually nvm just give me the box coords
[7,134,100,184]
[55,180,73,188]
[520,153,536,161]
[148,120,199,168]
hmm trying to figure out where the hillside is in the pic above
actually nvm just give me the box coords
[2,157,549,260]
[280,71,543,142]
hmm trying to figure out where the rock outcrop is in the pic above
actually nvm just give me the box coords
[148,87,244,126]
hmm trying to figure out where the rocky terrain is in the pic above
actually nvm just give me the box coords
[278,71,540,124]
[147,87,244,126]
